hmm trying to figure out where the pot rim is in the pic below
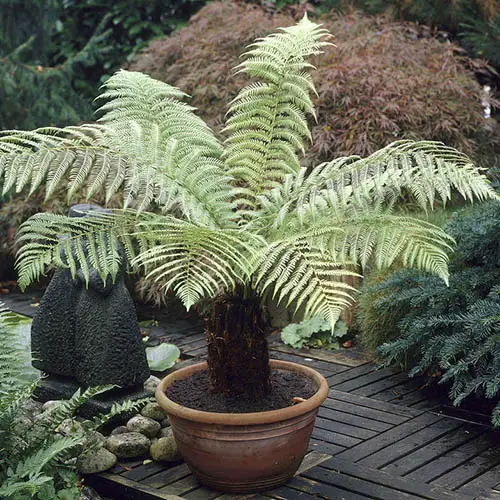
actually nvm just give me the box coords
[155,359,329,425]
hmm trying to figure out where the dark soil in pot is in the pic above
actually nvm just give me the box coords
[167,368,316,413]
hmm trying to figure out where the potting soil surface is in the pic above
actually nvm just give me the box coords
[166,368,316,413]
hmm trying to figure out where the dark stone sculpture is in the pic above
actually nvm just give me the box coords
[31,204,150,389]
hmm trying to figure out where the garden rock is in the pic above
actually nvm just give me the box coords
[86,431,106,449]
[31,204,150,388]
[42,400,62,412]
[22,398,43,415]
[106,432,150,458]
[56,418,83,436]
[141,402,164,421]
[161,418,171,428]
[150,430,181,462]
[158,427,173,438]
[110,425,129,435]
[127,415,160,438]
[77,447,117,474]
[144,375,161,393]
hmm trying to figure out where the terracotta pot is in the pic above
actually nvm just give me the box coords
[155,359,328,493]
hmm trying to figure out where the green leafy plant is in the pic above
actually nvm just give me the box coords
[0,0,205,131]
[0,16,497,401]
[359,201,500,425]
[0,302,150,499]
[281,316,347,349]
[146,343,181,371]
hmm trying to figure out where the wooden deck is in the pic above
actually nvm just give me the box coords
[4,293,500,499]
[87,326,500,500]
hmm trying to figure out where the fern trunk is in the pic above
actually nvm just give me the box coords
[206,291,271,400]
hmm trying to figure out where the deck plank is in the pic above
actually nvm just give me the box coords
[318,405,393,432]
[303,465,425,500]
[320,458,470,500]
[333,367,404,393]
[276,475,373,500]
[314,416,377,440]
[430,446,500,491]
[381,425,485,476]
[335,412,443,462]
[329,389,423,418]
[358,418,463,469]
[405,434,496,483]
[140,463,192,489]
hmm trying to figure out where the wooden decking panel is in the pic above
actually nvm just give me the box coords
[71,330,500,499]
[4,293,500,499]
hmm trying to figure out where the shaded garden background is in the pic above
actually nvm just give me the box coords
[1,0,500,279]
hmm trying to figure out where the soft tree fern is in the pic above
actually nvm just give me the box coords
[0,15,497,398]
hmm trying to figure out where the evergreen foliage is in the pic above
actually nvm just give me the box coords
[0,303,151,499]
[0,0,204,130]
[0,17,497,331]
[359,201,500,425]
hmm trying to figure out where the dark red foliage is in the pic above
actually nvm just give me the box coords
[129,1,498,164]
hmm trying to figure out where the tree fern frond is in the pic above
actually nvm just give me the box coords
[15,211,139,290]
[4,19,498,344]
[96,70,234,224]
[0,125,113,200]
[254,238,360,327]
[0,473,53,498]
[0,74,234,224]
[224,15,331,196]
[254,140,498,232]
[289,209,454,284]
[315,140,497,209]
[131,218,264,310]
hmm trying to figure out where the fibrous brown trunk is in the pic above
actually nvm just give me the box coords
[206,291,271,400]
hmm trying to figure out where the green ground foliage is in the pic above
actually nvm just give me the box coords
[358,201,500,426]
[0,303,150,499]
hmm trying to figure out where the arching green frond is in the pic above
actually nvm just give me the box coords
[0,125,108,199]
[131,218,264,310]
[290,209,455,284]
[254,140,498,231]
[0,72,234,226]
[254,238,360,327]
[96,71,235,225]
[15,211,140,290]
[224,15,331,197]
